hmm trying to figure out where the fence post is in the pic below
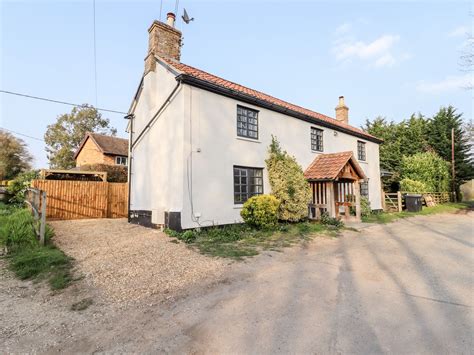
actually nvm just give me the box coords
[381,189,386,211]
[39,191,46,246]
[397,191,402,212]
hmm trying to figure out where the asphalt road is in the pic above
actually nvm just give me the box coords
[164,211,474,354]
[2,212,472,354]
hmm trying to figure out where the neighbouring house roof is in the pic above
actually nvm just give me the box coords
[304,151,367,181]
[156,57,382,144]
[74,133,128,160]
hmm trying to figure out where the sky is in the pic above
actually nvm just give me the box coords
[1,0,473,168]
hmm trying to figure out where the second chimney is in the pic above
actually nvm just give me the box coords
[335,96,349,124]
[144,12,182,74]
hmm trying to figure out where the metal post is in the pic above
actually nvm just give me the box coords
[39,191,46,246]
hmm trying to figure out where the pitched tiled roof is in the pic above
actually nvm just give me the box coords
[304,151,366,181]
[90,133,128,156]
[74,133,128,159]
[159,57,381,143]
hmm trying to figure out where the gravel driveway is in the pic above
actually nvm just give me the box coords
[51,219,227,303]
[1,212,472,353]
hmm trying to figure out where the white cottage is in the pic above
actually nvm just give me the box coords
[126,13,383,230]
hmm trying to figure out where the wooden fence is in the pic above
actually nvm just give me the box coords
[383,190,452,212]
[382,191,402,212]
[31,180,128,220]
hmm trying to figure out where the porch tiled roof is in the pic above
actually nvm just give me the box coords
[158,57,380,143]
[304,151,366,181]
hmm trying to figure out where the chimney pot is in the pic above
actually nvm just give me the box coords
[167,12,176,27]
[335,96,349,125]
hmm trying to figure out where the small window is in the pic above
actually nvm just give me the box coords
[233,166,263,204]
[360,181,369,197]
[357,141,366,161]
[115,156,128,166]
[237,106,259,139]
[311,127,323,152]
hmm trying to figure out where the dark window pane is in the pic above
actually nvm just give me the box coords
[236,106,259,139]
[311,128,323,152]
[233,166,264,204]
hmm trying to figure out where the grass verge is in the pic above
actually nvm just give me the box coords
[0,203,73,290]
[362,202,472,224]
[166,221,340,260]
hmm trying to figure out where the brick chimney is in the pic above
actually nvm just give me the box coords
[144,12,182,74]
[335,96,349,124]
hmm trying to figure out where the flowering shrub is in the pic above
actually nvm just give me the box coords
[265,136,311,222]
[240,194,280,229]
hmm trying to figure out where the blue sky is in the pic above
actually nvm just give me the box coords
[1,0,472,168]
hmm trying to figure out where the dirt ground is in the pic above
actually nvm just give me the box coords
[1,212,472,354]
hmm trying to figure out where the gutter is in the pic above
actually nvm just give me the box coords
[176,74,383,144]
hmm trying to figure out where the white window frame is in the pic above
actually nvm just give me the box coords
[115,156,128,166]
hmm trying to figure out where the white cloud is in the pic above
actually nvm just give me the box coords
[416,74,472,93]
[335,23,352,35]
[375,53,396,68]
[332,29,404,68]
[449,25,470,37]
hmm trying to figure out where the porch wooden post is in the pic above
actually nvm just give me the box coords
[354,180,361,221]
[327,182,336,218]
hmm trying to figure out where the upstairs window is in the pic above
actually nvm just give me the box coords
[357,141,366,161]
[237,106,259,139]
[311,127,323,152]
[115,156,128,166]
[233,166,263,204]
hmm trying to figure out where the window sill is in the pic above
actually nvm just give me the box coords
[236,136,261,144]
[358,160,368,164]
[311,150,323,154]
[233,205,243,209]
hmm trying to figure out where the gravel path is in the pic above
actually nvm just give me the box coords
[50,219,228,303]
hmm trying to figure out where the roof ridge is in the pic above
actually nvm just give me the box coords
[158,57,381,143]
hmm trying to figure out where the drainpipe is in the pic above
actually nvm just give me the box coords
[124,113,134,222]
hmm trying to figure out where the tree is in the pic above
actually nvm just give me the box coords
[44,105,117,169]
[0,129,33,180]
[425,106,473,193]
[265,136,311,222]
[400,152,451,192]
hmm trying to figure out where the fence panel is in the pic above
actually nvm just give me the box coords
[31,180,128,220]
[107,183,128,218]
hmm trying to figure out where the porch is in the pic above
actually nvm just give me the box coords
[304,151,367,222]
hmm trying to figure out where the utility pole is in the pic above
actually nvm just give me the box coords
[451,128,456,202]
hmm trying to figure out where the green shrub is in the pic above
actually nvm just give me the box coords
[241,194,280,229]
[7,170,39,205]
[266,136,311,222]
[360,196,372,217]
[2,209,38,253]
[400,178,428,193]
[80,164,127,182]
[320,212,344,228]
[400,152,450,192]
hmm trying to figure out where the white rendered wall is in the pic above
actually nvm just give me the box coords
[181,85,382,229]
[129,62,185,217]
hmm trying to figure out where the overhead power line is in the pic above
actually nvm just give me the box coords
[0,126,45,142]
[92,0,98,106]
[0,90,127,114]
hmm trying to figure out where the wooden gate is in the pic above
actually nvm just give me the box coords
[31,180,128,220]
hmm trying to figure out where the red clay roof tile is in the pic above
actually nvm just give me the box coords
[304,151,366,181]
[159,57,379,142]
